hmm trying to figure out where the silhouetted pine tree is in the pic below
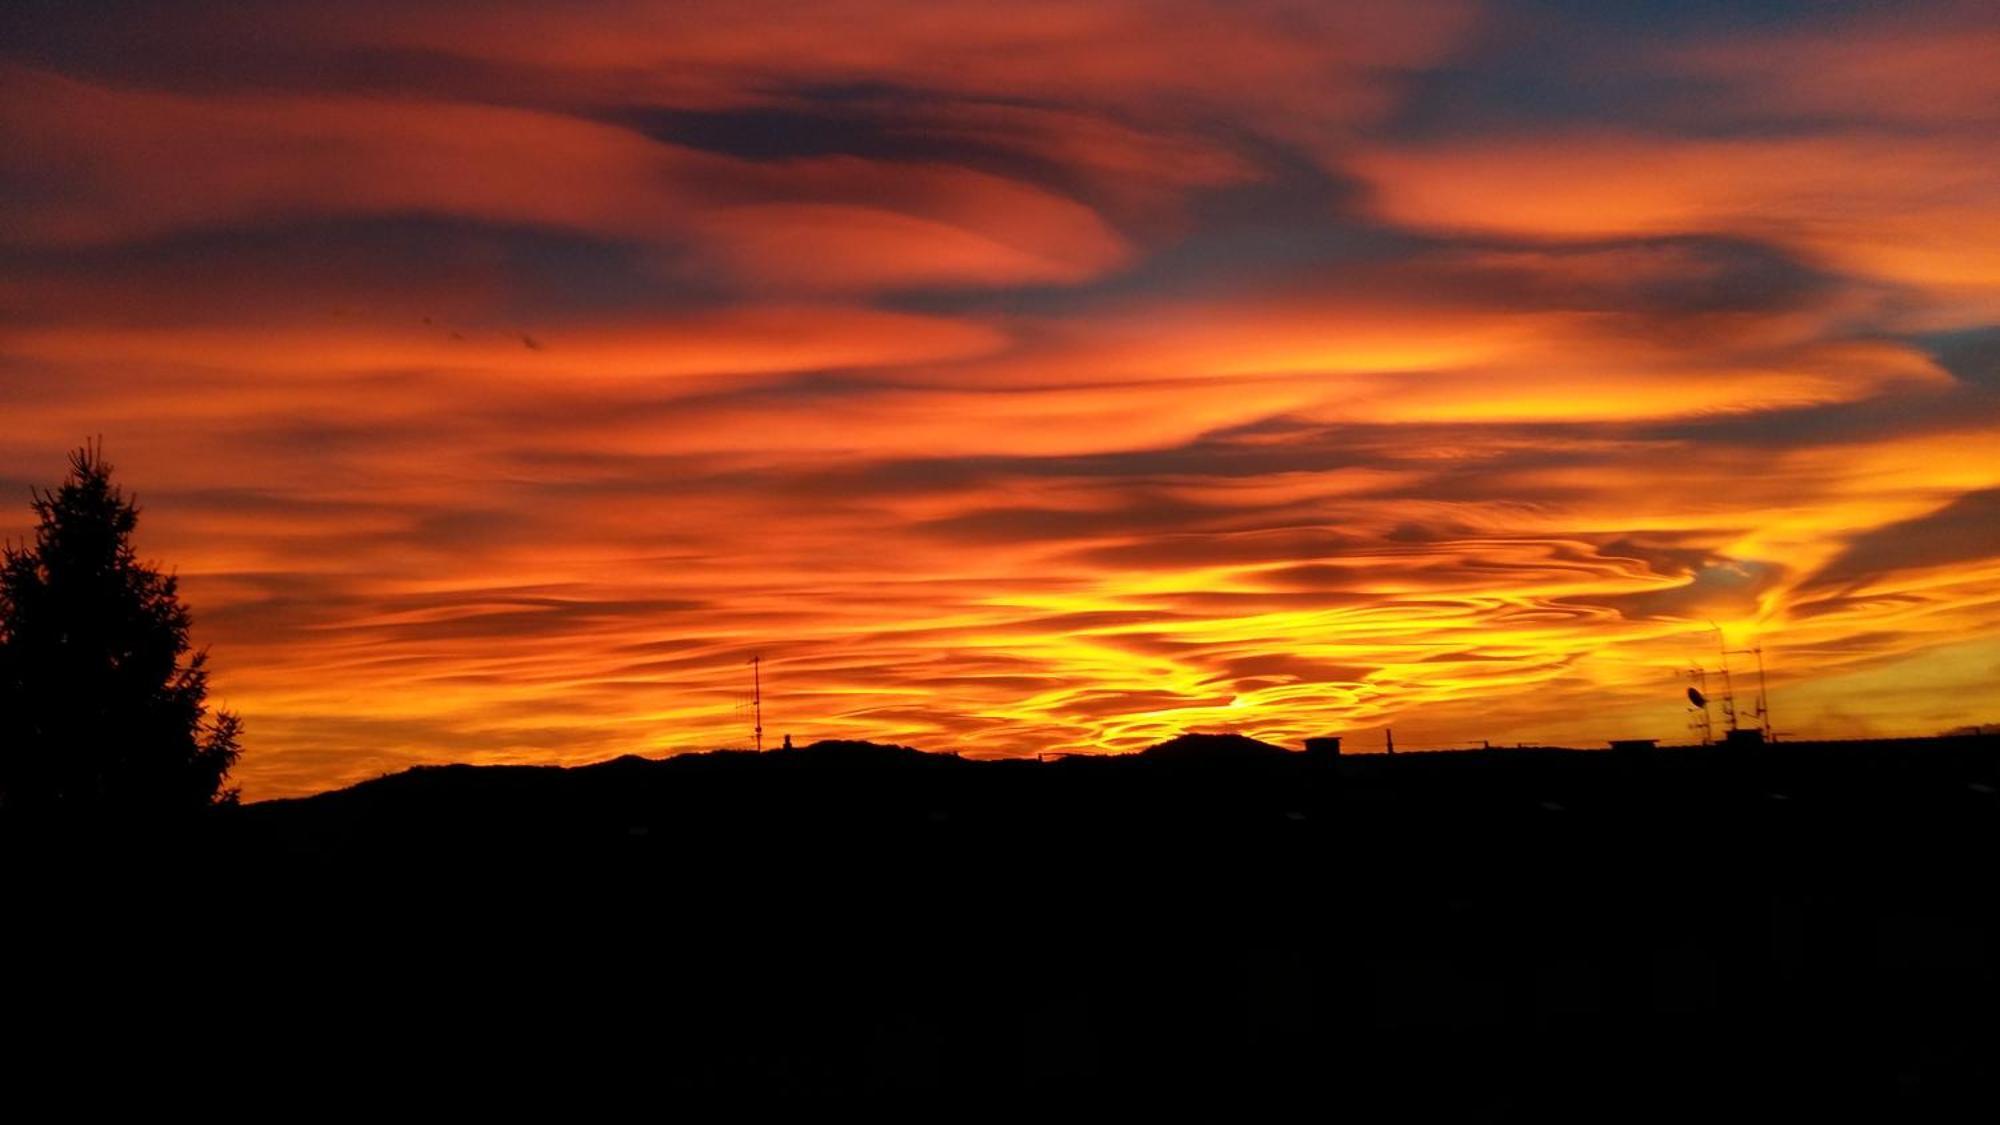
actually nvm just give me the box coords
[0,444,240,816]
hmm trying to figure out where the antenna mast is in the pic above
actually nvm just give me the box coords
[1729,642,1772,741]
[1705,623,1776,743]
[1709,623,1739,733]
[1752,645,1771,740]
[751,653,763,753]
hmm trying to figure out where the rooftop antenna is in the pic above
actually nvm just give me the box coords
[1705,623,1775,743]
[1751,644,1772,740]
[1686,668,1713,746]
[1726,640,1773,742]
[750,653,763,753]
[1708,623,1739,734]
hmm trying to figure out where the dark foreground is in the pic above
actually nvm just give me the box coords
[13,735,2000,1112]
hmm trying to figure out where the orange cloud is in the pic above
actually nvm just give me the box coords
[1668,7,2000,128]
[313,0,1478,133]
[1347,133,2000,324]
[0,66,1134,294]
[2,306,1005,380]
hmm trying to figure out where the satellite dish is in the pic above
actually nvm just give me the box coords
[1687,687,1707,708]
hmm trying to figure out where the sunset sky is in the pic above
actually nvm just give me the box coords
[4,1,1998,799]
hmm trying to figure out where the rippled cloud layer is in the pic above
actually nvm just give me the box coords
[4,1,1997,796]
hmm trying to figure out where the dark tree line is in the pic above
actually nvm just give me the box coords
[0,444,240,817]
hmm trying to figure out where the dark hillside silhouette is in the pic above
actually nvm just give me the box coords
[14,726,2000,1112]
[1140,730,1292,761]
[0,444,240,817]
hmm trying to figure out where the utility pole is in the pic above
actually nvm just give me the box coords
[1386,727,1395,755]
[751,653,763,753]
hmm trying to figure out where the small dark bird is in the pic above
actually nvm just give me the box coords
[522,334,543,351]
